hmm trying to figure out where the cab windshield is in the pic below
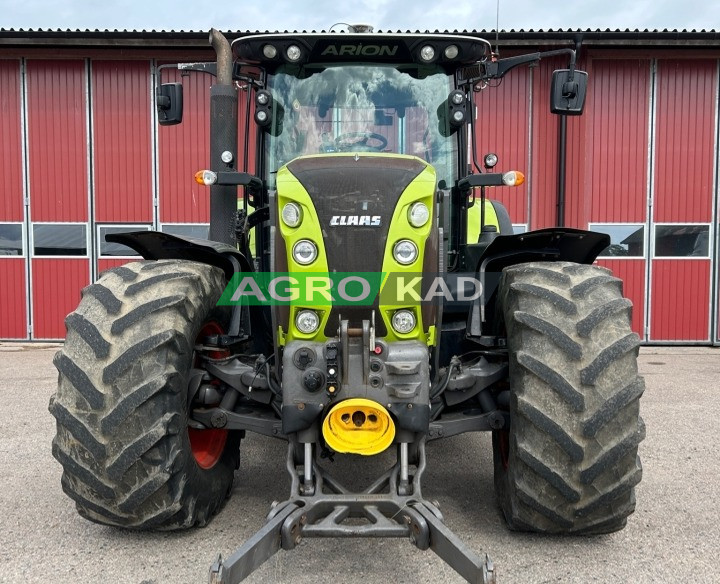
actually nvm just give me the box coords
[264,64,457,188]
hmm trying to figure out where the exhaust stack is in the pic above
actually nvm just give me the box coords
[208,29,239,246]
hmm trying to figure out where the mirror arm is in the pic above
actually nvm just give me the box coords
[471,47,577,84]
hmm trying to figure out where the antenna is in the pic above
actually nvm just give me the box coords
[495,0,500,55]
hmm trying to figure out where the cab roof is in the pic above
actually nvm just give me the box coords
[231,33,492,71]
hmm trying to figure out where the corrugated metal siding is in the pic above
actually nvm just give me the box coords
[0,260,28,338]
[92,60,153,222]
[650,259,711,341]
[586,59,651,224]
[97,258,130,276]
[475,66,530,224]
[654,59,716,223]
[559,56,590,230]
[0,60,24,222]
[158,68,210,223]
[530,58,563,229]
[596,259,646,337]
[31,258,89,339]
[238,87,257,174]
[26,60,88,222]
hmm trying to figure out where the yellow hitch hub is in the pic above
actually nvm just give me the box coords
[322,399,395,455]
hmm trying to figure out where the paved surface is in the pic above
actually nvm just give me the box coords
[0,343,718,584]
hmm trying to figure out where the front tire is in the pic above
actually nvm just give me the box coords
[49,259,241,530]
[494,261,645,534]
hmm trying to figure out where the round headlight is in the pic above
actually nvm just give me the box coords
[220,150,234,164]
[255,110,269,124]
[420,45,435,62]
[484,152,498,169]
[282,202,302,227]
[256,91,270,106]
[452,110,465,124]
[296,310,320,334]
[444,45,459,59]
[392,310,416,334]
[393,240,418,265]
[408,202,430,228]
[262,44,278,59]
[286,45,302,62]
[292,240,318,265]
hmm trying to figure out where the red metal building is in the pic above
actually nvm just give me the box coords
[0,29,718,343]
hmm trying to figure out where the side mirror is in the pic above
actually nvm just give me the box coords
[156,83,183,126]
[550,69,588,116]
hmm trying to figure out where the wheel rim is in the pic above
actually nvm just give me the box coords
[188,321,229,470]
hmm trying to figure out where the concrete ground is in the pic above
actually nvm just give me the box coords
[0,343,717,584]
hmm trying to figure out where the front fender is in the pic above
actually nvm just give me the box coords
[465,228,610,338]
[472,228,609,274]
[105,230,251,279]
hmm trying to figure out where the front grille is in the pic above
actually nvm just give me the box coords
[286,155,426,336]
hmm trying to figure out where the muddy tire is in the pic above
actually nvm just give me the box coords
[494,261,645,534]
[49,260,241,530]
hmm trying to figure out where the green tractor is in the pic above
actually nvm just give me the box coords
[50,28,644,584]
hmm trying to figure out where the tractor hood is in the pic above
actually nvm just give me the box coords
[275,153,437,342]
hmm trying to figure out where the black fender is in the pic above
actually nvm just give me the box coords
[476,227,610,273]
[466,228,610,338]
[105,230,251,279]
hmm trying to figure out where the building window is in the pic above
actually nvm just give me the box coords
[0,223,24,256]
[161,224,210,240]
[32,224,87,256]
[654,224,710,258]
[98,225,151,257]
[512,224,528,234]
[589,224,645,258]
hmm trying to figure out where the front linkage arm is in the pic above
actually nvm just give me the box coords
[209,440,496,584]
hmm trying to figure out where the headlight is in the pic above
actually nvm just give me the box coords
[408,202,430,228]
[392,310,416,334]
[393,240,418,265]
[282,202,302,227]
[292,240,318,265]
[296,310,320,334]
[484,152,498,169]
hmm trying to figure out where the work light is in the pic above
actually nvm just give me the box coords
[286,45,302,62]
[262,44,278,59]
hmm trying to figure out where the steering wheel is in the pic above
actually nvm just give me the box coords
[334,131,388,152]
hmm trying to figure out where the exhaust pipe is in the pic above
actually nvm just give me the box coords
[208,29,239,246]
[210,28,233,86]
